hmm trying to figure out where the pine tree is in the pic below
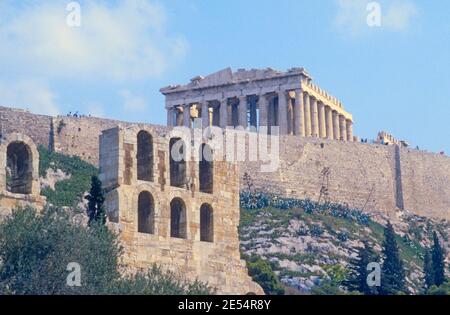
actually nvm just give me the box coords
[423,249,434,290]
[85,175,106,226]
[345,241,380,295]
[380,221,406,295]
[431,232,446,287]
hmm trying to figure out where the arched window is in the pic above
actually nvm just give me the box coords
[137,131,154,182]
[199,144,213,194]
[169,138,186,188]
[138,191,155,234]
[6,142,32,194]
[170,198,187,239]
[200,204,214,242]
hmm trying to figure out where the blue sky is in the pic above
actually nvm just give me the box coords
[0,0,449,153]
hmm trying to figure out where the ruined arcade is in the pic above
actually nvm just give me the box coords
[99,125,263,294]
[0,132,45,216]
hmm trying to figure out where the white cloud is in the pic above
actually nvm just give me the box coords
[119,89,147,112]
[0,80,59,116]
[0,0,188,80]
[384,1,418,32]
[334,0,418,36]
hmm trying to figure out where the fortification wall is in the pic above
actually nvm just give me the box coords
[240,137,399,217]
[400,149,450,219]
[52,116,135,165]
[240,137,450,221]
[0,106,53,150]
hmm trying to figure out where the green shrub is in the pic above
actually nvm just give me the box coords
[38,146,98,207]
[111,265,214,295]
[245,255,285,295]
[0,207,213,295]
[0,206,120,294]
[426,282,450,295]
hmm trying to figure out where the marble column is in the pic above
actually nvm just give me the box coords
[201,102,209,128]
[167,108,174,127]
[325,106,333,139]
[332,111,340,140]
[339,115,347,141]
[220,99,228,128]
[259,94,268,131]
[346,119,353,142]
[239,96,248,128]
[176,108,183,126]
[183,104,191,128]
[304,93,312,136]
[311,98,319,138]
[294,89,305,136]
[318,102,326,138]
[278,90,288,135]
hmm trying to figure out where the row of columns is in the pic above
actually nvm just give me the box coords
[167,89,353,141]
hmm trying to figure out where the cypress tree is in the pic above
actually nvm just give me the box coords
[380,221,406,295]
[423,249,434,290]
[85,175,106,226]
[345,241,380,295]
[431,232,446,287]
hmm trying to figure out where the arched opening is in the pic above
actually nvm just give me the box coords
[137,131,154,182]
[6,142,32,194]
[199,144,213,194]
[170,198,187,239]
[200,203,214,242]
[169,138,186,188]
[138,191,155,234]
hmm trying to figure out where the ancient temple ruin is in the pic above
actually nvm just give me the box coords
[161,67,354,141]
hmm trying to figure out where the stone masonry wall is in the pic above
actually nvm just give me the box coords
[240,136,398,217]
[0,106,53,150]
[52,116,135,165]
[400,149,450,220]
[100,125,263,294]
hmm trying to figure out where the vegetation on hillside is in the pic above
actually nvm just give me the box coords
[0,207,213,295]
[239,191,448,295]
[38,146,98,207]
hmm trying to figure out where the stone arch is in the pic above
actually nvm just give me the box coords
[137,130,154,182]
[200,203,214,242]
[199,143,213,194]
[170,197,187,239]
[169,137,186,188]
[0,133,39,195]
[138,191,155,234]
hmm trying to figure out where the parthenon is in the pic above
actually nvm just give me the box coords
[161,67,354,141]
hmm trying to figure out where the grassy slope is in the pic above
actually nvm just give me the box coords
[38,146,98,207]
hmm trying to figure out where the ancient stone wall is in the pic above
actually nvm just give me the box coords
[0,132,46,218]
[400,149,450,219]
[240,136,450,221]
[0,106,53,150]
[100,125,263,295]
[240,137,398,216]
[52,116,136,165]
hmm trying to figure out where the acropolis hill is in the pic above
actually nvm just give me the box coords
[1,67,449,224]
